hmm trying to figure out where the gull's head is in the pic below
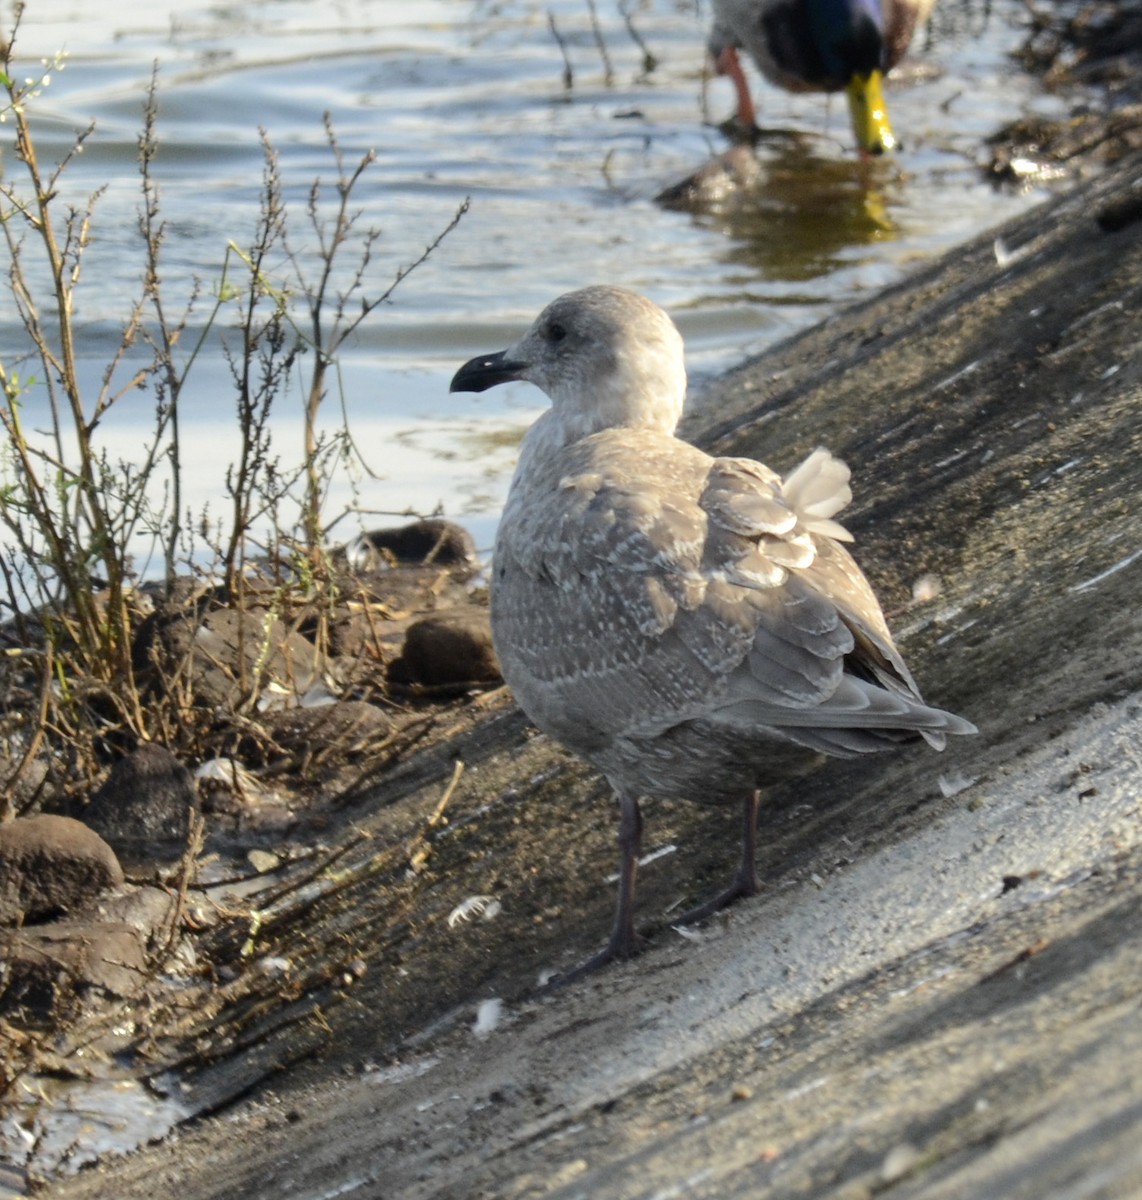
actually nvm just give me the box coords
[450,286,687,440]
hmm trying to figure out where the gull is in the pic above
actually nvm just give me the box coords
[708,0,936,155]
[451,285,975,976]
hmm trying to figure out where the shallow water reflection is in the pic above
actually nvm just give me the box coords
[695,146,904,282]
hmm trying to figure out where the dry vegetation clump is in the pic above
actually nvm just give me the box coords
[0,5,499,1144]
[0,9,476,817]
[986,0,1142,184]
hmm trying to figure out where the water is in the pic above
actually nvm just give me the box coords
[2,0,1065,564]
[0,1076,188,1183]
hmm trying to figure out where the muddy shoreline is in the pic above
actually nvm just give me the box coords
[32,137,1142,1199]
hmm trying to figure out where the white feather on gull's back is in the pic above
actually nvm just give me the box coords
[781,447,855,541]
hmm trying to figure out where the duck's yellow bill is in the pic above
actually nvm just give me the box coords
[846,69,896,156]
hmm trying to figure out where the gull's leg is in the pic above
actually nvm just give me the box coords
[607,787,644,959]
[735,787,762,898]
[547,789,643,987]
[674,789,762,928]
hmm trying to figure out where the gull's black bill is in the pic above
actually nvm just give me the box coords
[449,350,527,394]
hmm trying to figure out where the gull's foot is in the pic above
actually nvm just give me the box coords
[671,867,762,930]
[538,926,647,992]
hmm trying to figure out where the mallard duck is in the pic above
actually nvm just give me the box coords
[709,0,935,155]
[451,286,974,974]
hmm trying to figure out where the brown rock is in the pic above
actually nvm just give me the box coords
[655,145,763,212]
[351,518,477,571]
[0,919,148,1019]
[84,743,198,857]
[0,815,124,926]
[390,608,501,691]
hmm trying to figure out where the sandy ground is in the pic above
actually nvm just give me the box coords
[49,151,1142,1199]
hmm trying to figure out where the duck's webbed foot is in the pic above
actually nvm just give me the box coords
[717,112,763,145]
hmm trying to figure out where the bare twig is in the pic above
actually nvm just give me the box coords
[548,11,574,90]
[619,1,659,76]
[159,809,207,957]
[585,0,614,86]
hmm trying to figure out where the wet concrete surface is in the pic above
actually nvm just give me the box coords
[51,150,1142,1199]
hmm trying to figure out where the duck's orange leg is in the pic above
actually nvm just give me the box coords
[714,45,757,128]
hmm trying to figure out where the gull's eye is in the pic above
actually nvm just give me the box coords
[546,321,567,343]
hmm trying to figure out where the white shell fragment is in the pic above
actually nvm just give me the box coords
[938,770,977,798]
[448,895,502,927]
[194,757,264,799]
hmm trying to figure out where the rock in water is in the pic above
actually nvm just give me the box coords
[450,285,974,977]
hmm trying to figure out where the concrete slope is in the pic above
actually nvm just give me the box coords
[55,153,1142,1200]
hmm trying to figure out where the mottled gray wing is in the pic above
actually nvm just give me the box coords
[703,450,972,749]
[492,434,868,749]
[697,454,865,715]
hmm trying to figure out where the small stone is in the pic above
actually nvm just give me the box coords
[247,849,281,873]
[0,754,52,815]
[730,1083,752,1102]
[0,814,124,926]
[92,885,176,947]
[880,1142,921,1183]
[262,700,391,758]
